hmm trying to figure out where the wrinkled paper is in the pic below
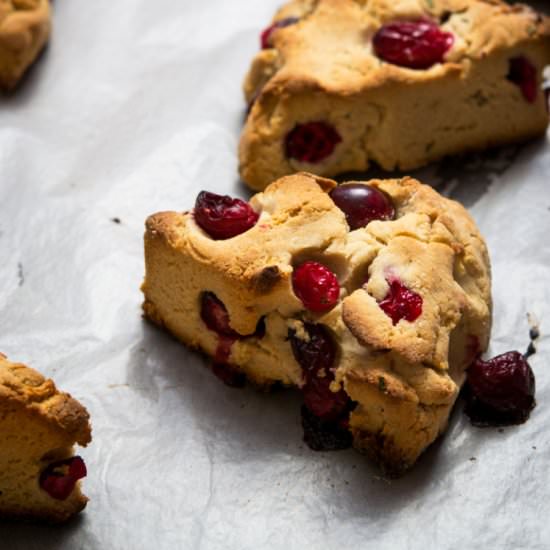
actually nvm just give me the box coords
[0,1,549,549]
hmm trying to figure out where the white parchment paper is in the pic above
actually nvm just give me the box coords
[0,1,549,549]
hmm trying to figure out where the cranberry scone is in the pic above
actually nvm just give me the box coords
[240,0,550,190]
[142,172,492,475]
[0,354,91,522]
[0,0,51,91]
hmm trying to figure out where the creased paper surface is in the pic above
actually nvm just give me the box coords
[0,1,549,549]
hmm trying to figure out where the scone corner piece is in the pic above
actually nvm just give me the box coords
[0,353,92,523]
[0,0,51,91]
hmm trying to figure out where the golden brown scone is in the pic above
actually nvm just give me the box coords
[240,0,550,190]
[142,172,492,475]
[0,353,91,522]
[0,0,51,91]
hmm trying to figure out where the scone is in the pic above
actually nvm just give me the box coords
[0,354,91,522]
[0,0,51,91]
[142,172,492,475]
[240,0,550,190]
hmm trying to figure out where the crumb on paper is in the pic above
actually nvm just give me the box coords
[17,262,24,287]
[111,217,122,224]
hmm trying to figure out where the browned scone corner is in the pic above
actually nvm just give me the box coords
[0,353,91,522]
[142,172,492,476]
[0,0,51,91]
[239,0,550,190]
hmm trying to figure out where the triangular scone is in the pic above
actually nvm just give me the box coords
[0,0,51,90]
[0,354,91,522]
[239,0,550,190]
[142,173,492,475]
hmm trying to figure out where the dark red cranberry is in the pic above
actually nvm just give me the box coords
[261,17,299,49]
[289,323,336,375]
[212,359,246,388]
[465,351,536,426]
[301,405,353,451]
[289,323,348,420]
[507,56,538,103]
[329,184,395,230]
[373,19,454,70]
[292,261,340,312]
[378,279,422,325]
[201,292,238,337]
[285,122,342,164]
[194,191,259,240]
[40,456,87,501]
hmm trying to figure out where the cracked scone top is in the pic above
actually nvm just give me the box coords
[0,354,91,522]
[142,173,492,475]
[240,0,550,190]
[0,0,50,90]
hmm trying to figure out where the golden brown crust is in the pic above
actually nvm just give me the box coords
[0,0,51,90]
[0,355,91,446]
[142,173,492,474]
[0,354,91,523]
[239,0,550,190]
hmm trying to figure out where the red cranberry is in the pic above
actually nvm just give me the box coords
[285,122,342,164]
[292,261,340,312]
[194,191,259,240]
[378,279,422,325]
[201,292,238,337]
[329,184,395,230]
[261,17,299,49]
[39,456,87,501]
[373,19,454,70]
[465,351,536,426]
[289,323,348,420]
[508,56,538,103]
[289,323,336,375]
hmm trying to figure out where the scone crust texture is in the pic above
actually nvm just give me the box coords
[240,0,550,190]
[0,354,91,522]
[0,0,51,90]
[142,173,492,475]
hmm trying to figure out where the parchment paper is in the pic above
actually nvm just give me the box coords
[0,1,549,549]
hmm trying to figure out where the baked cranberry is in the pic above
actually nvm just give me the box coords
[261,17,299,49]
[289,323,336,375]
[465,351,536,426]
[289,323,348,420]
[373,19,454,70]
[301,405,352,451]
[194,191,259,240]
[378,279,422,325]
[285,122,342,164]
[329,184,395,230]
[508,56,538,103]
[212,359,246,388]
[40,456,87,501]
[292,261,340,312]
[201,292,238,337]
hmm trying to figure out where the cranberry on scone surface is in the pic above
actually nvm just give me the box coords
[261,17,300,49]
[285,122,342,164]
[292,261,340,312]
[289,324,353,451]
[194,191,259,240]
[329,184,395,230]
[373,19,454,69]
[507,56,538,103]
[378,279,423,325]
[40,456,87,501]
